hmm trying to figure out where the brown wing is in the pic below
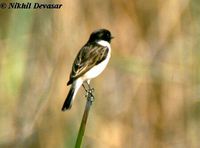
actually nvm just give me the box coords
[67,42,109,85]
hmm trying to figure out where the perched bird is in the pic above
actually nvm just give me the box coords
[61,29,113,111]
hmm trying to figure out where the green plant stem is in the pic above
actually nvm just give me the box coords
[75,89,94,148]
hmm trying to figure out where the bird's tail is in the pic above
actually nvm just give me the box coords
[61,80,82,111]
[61,86,75,111]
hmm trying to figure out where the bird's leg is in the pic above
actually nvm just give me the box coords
[82,83,87,92]
[85,81,94,93]
[82,82,90,98]
[81,81,94,102]
[86,81,94,102]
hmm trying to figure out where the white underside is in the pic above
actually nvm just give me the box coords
[80,40,111,81]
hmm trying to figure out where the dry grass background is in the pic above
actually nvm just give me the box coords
[0,0,200,147]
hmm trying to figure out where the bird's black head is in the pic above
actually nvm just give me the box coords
[88,29,114,43]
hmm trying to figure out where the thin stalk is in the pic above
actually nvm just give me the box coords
[75,88,94,148]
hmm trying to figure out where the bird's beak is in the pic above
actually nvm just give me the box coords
[111,36,114,39]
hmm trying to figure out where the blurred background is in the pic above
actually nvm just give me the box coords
[0,0,200,147]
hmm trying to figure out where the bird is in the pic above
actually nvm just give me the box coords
[61,29,113,111]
